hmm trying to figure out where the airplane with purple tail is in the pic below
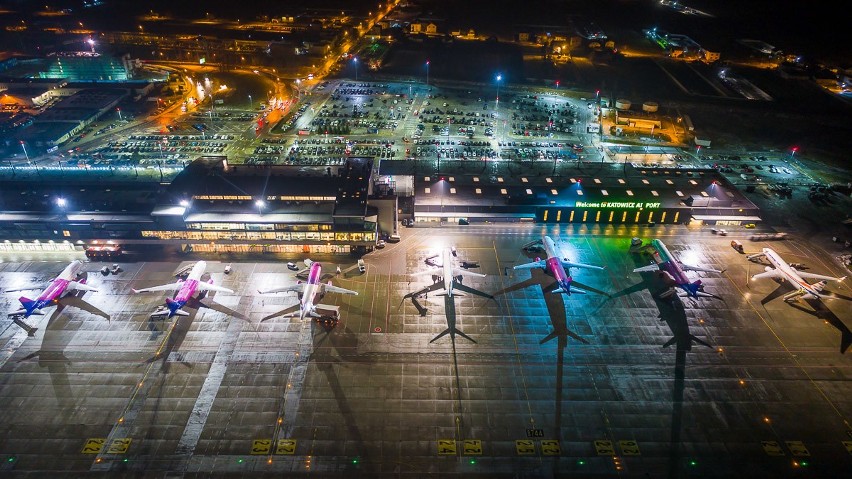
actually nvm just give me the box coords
[258,259,358,321]
[7,260,101,325]
[633,239,723,298]
[515,236,605,295]
[133,261,233,318]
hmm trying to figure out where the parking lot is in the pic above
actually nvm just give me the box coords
[1,225,850,476]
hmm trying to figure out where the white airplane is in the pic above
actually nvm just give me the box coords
[258,259,358,321]
[133,261,234,317]
[411,248,487,298]
[748,248,846,302]
[515,236,605,295]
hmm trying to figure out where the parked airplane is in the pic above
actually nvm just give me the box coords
[747,248,846,301]
[133,261,234,318]
[633,239,722,297]
[258,259,358,321]
[7,260,102,321]
[515,236,604,294]
[410,248,490,298]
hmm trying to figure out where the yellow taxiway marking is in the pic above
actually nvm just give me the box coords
[276,439,296,455]
[761,441,785,456]
[594,440,615,455]
[619,439,641,456]
[106,438,132,454]
[515,440,535,455]
[251,439,272,455]
[463,439,482,455]
[785,441,810,457]
[437,439,456,455]
[541,440,561,456]
[81,439,106,454]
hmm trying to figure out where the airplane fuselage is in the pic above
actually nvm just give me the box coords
[650,239,691,288]
[300,261,323,320]
[442,249,455,296]
[762,248,821,297]
[543,236,572,292]
[170,260,207,311]
[28,260,85,314]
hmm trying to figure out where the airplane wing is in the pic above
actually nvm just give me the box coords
[679,262,723,274]
[67,281,98,292]
[751,269,783,281]
[323,284,358,295]
[411,267,443,277]
[633,263,660,273]
[796,272,846,282]
[514,260,546,270]
[258,284,305,295]
[452,267,485,278]
[562,260,605,271]
[196,282,234,294]
[133,282,183,293]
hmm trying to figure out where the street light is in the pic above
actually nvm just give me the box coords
[19,141,29,162]
[353,57,358,81]
[248,94,252,110]
[86,37,95,53]
[56,197,67,208]
[426,60,430,89]
[116,107,122,121]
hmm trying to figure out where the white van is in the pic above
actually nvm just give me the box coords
[357,259,366,273]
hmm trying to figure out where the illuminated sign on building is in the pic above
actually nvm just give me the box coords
[575,201,662,209]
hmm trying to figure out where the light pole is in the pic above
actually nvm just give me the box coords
[20,141,29,163]
[116,107,122,121]
[426,60,430,90]
[248,94,252,110]
[353,57,358,81]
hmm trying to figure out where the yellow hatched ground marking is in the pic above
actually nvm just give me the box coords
[541,440,561,456]
[619,440,641,456]
[463,439,483,455]
[276,439,297,455]
[106,438,132,454]
[594,440,614,455]
[761,441,785,456]
[515,440,535,455]
[842,441,852,455]
[785,441,810,457]
[437,439,456,455]
[251,439,272,455]
[81,438,106,454]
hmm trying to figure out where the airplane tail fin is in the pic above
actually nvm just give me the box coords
[16,296,40,316]
[165,298,189,317]
[683,280,702,297]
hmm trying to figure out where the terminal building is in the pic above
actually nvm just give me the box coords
[381,163,761,226]
[0,157,386,255]
[0,158,760,255]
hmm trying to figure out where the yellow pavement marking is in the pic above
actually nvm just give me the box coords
[81,438,106,454]
[785,441,810,457]
[463,439,483,455]
[437,439,456,455]
[515,439,535,455]
[619,440,641,456]
[541,440,561,456]
[594,439,615,455]
[251,439,272,455]
[842,441,852,455]
[106,438,132,454]
[761,441,785,456]
[276,439,296,455]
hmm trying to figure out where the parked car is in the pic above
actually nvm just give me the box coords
[287,262,299,271]
[376,240,386,249]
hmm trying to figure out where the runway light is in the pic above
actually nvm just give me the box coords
[689,460,697,466]
[469,459,476,465]
[763,417,771,423]
[237,458,244,464]
[577,460,585,465]
[739,379,745,386]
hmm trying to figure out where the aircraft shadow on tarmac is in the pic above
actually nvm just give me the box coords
[493,266,589,345]
[306,319,374,465]
[17,306,74,410]
[622,251,711,476]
